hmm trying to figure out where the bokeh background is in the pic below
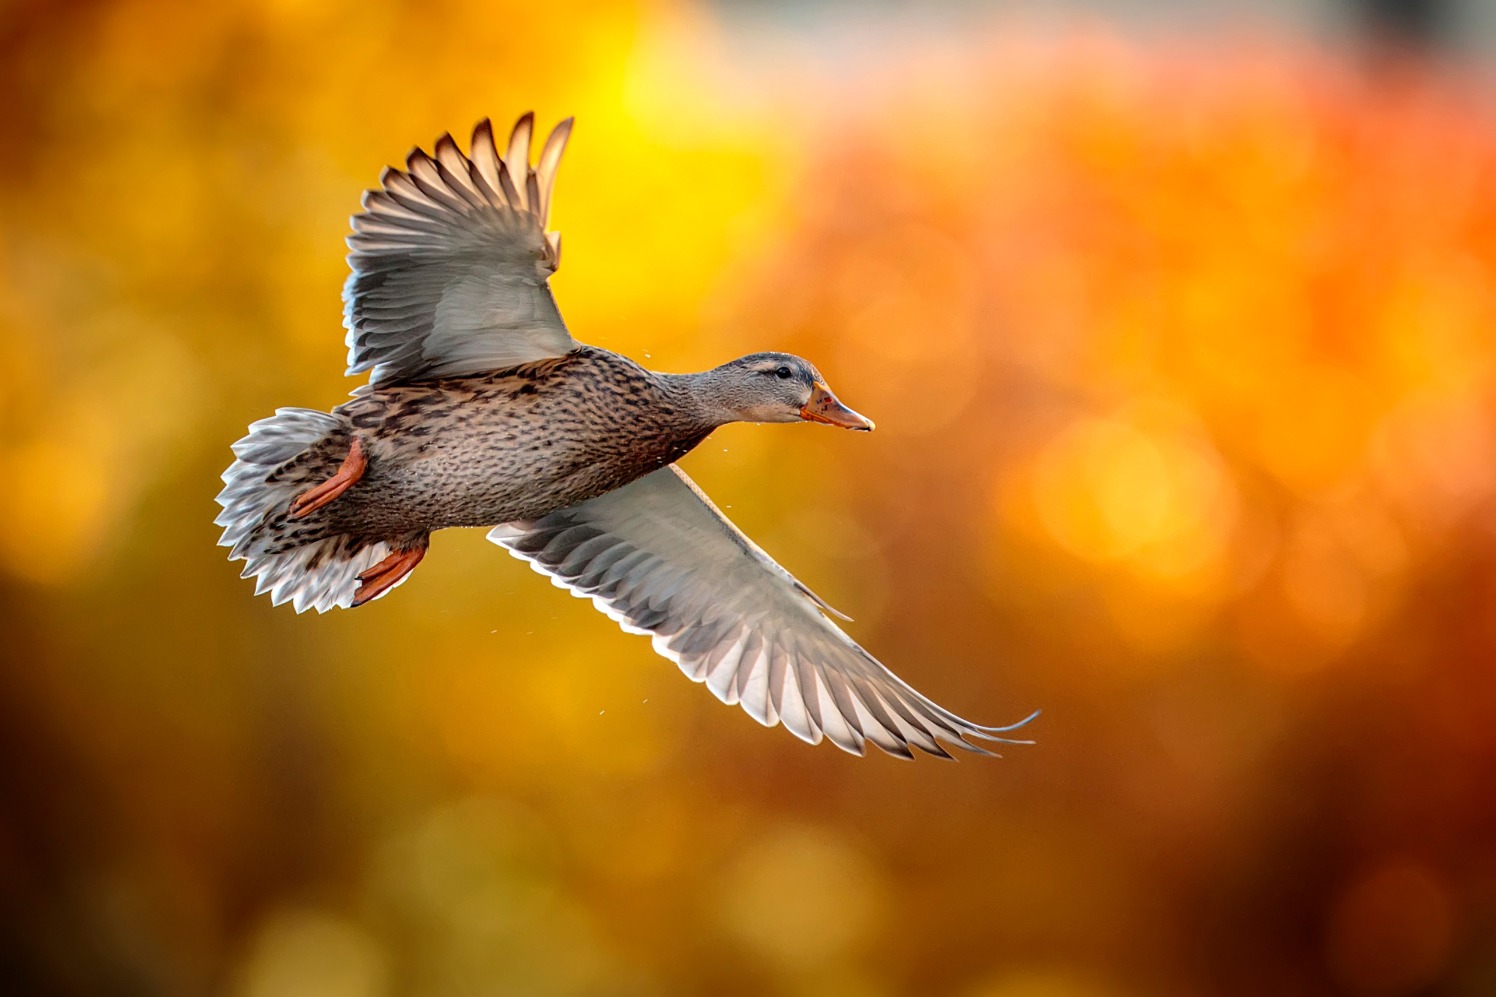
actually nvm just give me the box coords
[4,0,1496,993]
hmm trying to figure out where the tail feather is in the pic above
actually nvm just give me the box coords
[215,407,399,613]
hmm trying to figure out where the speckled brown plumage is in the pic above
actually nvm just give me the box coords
[278,347,712,549]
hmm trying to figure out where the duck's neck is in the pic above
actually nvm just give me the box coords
[654,368,743,432]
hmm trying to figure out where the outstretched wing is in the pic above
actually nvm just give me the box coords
[344,113,579,387]
[489,466,1037,759]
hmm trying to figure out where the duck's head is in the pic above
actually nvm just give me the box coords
[704,353,875,431]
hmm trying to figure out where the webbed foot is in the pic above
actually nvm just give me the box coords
[352,543,426,606]
[289,437,366,519]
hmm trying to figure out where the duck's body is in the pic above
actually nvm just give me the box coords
[308,346,711,540]
[217,112,1035,759]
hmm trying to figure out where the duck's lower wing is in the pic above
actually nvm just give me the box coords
[488,466,1037,759]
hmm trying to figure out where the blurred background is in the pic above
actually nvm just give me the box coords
[4,0,1496,993]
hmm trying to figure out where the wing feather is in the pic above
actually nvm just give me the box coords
[505,113,534,211]
[536,118,573,220]
[489,466,1038,759]
[344,112,578,387]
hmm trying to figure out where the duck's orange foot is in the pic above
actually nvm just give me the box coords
[352,543,426,607]
[290,437,366,519]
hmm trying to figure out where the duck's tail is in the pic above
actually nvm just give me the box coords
[215,407,400,613]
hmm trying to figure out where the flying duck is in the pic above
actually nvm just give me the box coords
[215,113,1036,758]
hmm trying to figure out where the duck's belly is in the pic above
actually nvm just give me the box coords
[361,428,673,532]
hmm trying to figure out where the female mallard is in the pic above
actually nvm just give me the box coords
[216,113,1035,758]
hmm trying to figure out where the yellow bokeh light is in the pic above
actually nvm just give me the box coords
[1030,406,1236,592]
[232,908,389,997]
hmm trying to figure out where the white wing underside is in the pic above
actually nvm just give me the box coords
[490,466,1037,759]
[344,114,579,387]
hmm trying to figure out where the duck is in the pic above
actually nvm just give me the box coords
[215,113,1036,759]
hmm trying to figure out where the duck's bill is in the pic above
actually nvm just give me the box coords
[800,382,875,431]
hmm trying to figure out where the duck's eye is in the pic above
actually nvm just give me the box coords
[775,366,793,380]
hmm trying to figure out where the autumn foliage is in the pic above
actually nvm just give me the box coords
[2,2,1495,994]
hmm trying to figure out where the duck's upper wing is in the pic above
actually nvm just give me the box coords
[488,466,1037,759]
[343,113,579,388]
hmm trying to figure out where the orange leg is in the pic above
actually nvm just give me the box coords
[352,544,426,607]
[289,437,366,519]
